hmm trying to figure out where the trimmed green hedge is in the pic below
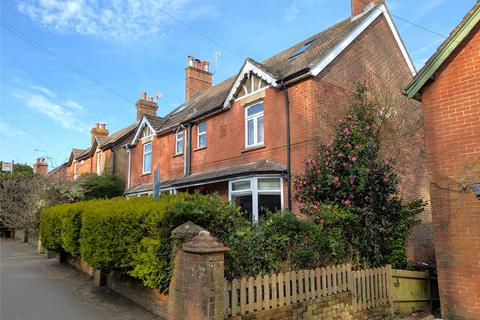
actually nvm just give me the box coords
[39,194,354,292]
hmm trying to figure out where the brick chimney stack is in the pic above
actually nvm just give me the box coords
[185,55,212,101]
[90,122,109,144]
[33,157,48,176]
[351,0,383,16]
[136,91,159,121]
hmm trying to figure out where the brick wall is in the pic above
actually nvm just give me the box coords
[419,22,480,319]
[231,292,353,320]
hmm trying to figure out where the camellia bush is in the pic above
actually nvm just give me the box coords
[294,85,425,268]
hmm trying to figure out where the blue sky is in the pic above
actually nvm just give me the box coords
[0,0,476,169]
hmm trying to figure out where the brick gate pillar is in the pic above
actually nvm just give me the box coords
[169,223,229,320]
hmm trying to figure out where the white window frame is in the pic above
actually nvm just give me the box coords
[96,151,102,175]
[228,176,283,225]
[175,130,183,155]
[143,142,152,174]
[73,161,78,180]
[197,122,207,149]
[245,101,264,148]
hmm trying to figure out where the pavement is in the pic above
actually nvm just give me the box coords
[0,239,158,320]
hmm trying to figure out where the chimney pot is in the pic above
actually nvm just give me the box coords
[141,91,147,100]
[96,122,100,128]
[185,55,213,100]
[148,97,153,102]
[100,123,106,129]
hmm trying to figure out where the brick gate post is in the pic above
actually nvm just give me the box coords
[169,223,229,320]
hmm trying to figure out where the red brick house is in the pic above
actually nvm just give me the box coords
[405,3,480,318]
[59,121,138,183]
[126,0,431,240]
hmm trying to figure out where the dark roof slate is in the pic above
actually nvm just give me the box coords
[100,122,138,148]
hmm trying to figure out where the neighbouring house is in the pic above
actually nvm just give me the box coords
[57,121,138,184]
[46,161,67,180]
[32,157,48,176]
[404,3,480,319]
[126,1,434,264]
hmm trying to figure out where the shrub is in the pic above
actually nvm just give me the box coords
[39,205,66,251]
[294,84,424,268]
[75,173,124,200]
[60,202,85,256]
[226,211,325,279]
[80,197,156,272]
[130,193,248,291]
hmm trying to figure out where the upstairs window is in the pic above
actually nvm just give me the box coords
[143,142,152,174]
[175,130,183,155]
[96,151,102,175]
[245,101,264,148]
[197,122,206,148]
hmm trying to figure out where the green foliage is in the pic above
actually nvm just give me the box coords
[75,173,124,200]
[80,197,155,272]
[130,193,248,291]
[39,205,65,251]
[294,84,424,268]
[0,162,33,180]
[60,202,84,256]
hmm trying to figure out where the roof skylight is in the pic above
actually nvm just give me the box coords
[289,39,316,59]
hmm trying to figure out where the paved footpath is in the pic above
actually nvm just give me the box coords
[1,239,158,320]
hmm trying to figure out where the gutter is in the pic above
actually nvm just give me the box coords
[280,79,293,211]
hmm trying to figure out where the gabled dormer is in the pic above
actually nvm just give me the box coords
[223,59,278,109]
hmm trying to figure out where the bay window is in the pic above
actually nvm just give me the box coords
[229,177,282,224]
[143,142,152,174]
[245,102,264,148]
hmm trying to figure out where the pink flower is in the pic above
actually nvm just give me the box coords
[338,152,344,158]
[343,127,350,135]
[384,160,390,165]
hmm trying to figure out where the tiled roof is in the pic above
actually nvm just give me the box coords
[154,7,375,132]
[159,159,286,188]
[47,162,68,176]
[144,115,167,131]
[100,122,138,148]
[72,148,88,159]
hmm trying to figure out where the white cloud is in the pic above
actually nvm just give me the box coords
[284,0,319,22]
[28,84,57,98]
[17,0,218,42]
[11,88,88,132]
[0,120,26,137]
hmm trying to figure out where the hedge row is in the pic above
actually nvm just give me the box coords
[40,194,347,292]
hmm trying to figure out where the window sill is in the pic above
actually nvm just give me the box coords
[141,172,151,176]
[193,146,207,152]
[173,153,184,158]
[242,145,265,153]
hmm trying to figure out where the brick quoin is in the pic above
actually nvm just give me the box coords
[128,15,434,265]
[417,22,480,319]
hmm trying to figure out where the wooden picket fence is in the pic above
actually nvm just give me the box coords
[350,265,393,312]
[224,264,393,317]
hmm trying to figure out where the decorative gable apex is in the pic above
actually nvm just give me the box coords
[223,59,278,109]
[130,116,156,146]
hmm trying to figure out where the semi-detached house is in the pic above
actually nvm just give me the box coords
[47,0,434,266]
[125,0,431,247]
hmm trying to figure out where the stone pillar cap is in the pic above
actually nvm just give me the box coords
[182,231,229,254]
[171,221,206,241]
